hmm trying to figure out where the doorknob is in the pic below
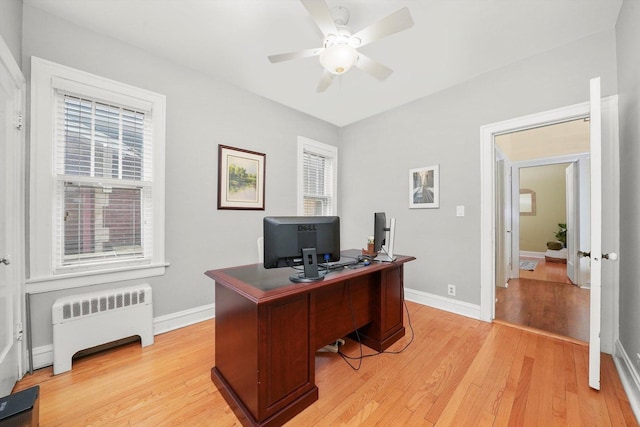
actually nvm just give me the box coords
[578,251,590,258]
[603,252,618,261]
[0,255,11,266]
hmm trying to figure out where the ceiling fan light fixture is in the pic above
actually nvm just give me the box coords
[319,44,358,75]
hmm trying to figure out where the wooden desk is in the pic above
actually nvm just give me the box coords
[205,250,415,427]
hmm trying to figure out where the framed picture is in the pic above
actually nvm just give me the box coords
[409,165,439,209]
[218,145,266,210]
[519,188,536,216]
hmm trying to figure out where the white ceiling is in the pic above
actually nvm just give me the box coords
[24,0,622,127]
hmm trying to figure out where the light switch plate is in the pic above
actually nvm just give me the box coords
[456,205,465,217]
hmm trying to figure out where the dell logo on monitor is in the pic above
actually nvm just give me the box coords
[298,224,317,232]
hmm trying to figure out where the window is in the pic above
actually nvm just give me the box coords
[297,137,338,216]
[29,58,166,290]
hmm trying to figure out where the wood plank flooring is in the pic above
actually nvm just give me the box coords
[13,302,637,426]
[519,257,573,284]
[496,258,590,342]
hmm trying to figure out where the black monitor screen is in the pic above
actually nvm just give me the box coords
[374,212,387,253]
[263,216,341,269]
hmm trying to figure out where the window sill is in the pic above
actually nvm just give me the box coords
[26,262,169,294]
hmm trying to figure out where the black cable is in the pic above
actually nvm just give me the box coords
[338,259,415,367]
[338,280,363,370]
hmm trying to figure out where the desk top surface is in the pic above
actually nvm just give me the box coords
[205,249,415,302]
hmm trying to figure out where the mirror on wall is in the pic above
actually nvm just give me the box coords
[520,188,536,216]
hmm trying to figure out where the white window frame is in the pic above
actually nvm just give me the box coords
[28,57,166,292]
[297,136,338,216]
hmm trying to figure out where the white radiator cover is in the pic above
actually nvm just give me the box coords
[52,283,154,375]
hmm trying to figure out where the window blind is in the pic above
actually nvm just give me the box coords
[303,150,334,216]
[54,92,154,267]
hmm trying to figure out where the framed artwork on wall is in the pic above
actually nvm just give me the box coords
[218,145,266,210]
[519,188,536,216]
[409,165,439,209]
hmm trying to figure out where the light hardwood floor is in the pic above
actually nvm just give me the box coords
[14,302,637,426]
[519,257,573,284]
[496,258,590,342]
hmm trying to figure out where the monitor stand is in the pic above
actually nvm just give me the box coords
[377,252,397,263]
[378,218,397,262]
[290,248,325,283]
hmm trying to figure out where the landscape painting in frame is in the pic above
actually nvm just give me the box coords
[409,165,439,209]
[218,145,265,210]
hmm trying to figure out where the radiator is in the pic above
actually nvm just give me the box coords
[52,284,154,375]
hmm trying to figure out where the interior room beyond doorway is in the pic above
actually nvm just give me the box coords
[494,119,590,342]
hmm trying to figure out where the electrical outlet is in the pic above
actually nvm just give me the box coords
[447,284,456,296]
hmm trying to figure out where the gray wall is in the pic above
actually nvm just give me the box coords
[339,30,618,304]
[13,2,631,359]
[0,0,22,65]
[616,0,640,377]
[22,5,339,347]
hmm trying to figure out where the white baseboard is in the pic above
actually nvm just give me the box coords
[404,287,481,320]
[153,303,215,335]
[32,344,53,371]
[613,340,640,423]
[520,251,545,259]
[31,303,216,370]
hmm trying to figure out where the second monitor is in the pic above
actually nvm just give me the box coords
[374,212,397,262]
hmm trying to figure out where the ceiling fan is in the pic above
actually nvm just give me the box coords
[268,0,414,92]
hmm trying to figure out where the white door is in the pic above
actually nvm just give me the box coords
[495,159,510,288]
[587,77,620,390]
[588,77,602,390]
[0,39,25,396]
[566,163,579,284]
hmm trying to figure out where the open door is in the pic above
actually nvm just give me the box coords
[495,158,511,288]
[566,163,579,284]
[0,37,25,395]
[587,76,620,390]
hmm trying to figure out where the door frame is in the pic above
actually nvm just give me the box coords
[479,98,619,354]
[508,154,589,284]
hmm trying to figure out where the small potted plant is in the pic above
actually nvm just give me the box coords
[555,223,567,247]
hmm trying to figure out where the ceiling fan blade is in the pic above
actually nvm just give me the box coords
[300,0,339,37]
[355,53,393,81]
[316,70,335,92]
[268,48,323,63]
[351,7,413,47]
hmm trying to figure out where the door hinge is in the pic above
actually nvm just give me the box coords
[15,322,23,341]
[15,113,23,130]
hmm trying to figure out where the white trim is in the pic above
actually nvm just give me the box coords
[31,303,215,369]
[613,340,640,422]
[480,97,619,350]
[519,251,545,259]
[29,57,166,288]
[481,101,595,322]
[404,287,481,320]
[26,263,169,294]
[153,303,215,335]
[32,345,54,370]
[297,136,338,216]
[509,153,590,282]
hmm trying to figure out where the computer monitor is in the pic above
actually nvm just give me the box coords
[263,216,341,282]
[373,212,396,262]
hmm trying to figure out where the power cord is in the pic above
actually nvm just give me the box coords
[338,260,414,370]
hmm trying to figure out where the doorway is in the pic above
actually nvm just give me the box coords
[480,91,619,390]
[493,121,591,341]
